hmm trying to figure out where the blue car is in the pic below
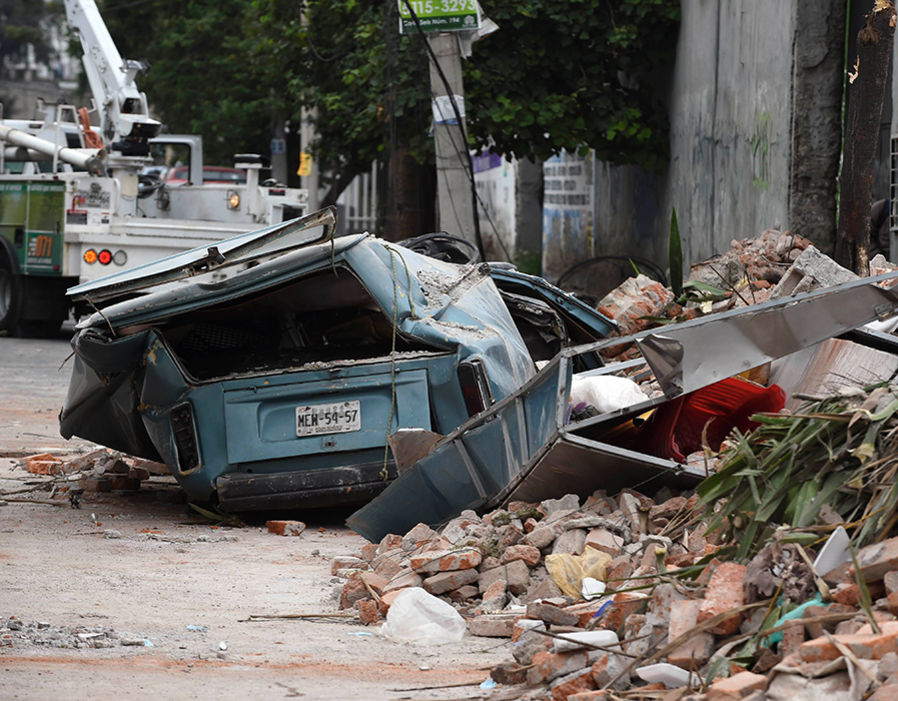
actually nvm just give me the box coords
[59,208,614,511]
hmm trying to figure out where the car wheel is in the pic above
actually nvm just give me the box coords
[0,246,23,334]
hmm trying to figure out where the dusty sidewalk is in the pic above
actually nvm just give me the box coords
[0,458,505,699]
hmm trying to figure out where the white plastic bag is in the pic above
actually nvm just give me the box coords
[380,587,467,644]
[570,374,649,414]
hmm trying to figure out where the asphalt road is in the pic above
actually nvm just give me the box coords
[0,329,92,457]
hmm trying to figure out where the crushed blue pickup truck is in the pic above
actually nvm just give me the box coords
[58,207,616,511]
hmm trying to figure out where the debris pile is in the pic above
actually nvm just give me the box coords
[0,617,152,650]
[8,448,170,505]
[333,480,898,699]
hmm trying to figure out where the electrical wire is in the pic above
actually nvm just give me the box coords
[428,87,512,261]
[400,0,486,261]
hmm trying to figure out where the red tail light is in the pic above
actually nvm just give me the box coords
[458,359,494,417]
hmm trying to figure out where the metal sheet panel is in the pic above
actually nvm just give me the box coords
[636,271,898,396]
[506,432,705,504]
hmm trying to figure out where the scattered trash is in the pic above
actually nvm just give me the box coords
[636,662,701,689]
[380,588,467,644]
[186,625,207,633]
[478,677,497,690]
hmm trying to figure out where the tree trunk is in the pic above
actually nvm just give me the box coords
[382,148,435,242]
[834,0,896,274]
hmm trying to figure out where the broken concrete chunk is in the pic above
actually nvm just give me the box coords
[468,613,519,638]
[667,599,714,669]
[526,649,590,686]
[526,601,579,627]
[422,568,479,595]
[551,529,587,556]
[479,559,531,596]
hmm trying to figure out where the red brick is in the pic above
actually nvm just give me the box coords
[590,654,629,689]
[359,571,388,596]
[523,517,539,533]
[24,453,62,475]
[564,601,607,628]
[377,533,403,553]
[360,543,378,562]
[479,578,506,612]
[502,544,542,567]
[798,629,898,663]
[358,598,379,625]
[869,684,898,700]
[527,601,580,627]
[856,536,898,582]
[266,520,306,536]
[599,592,647,632]
[330,557,366,575]
[511,619,544,642]
[585,528,624,556]
[377,589,404,615]
[409,548,481,574]
[373,555,402,580]
[668,599,714,669]
[697,562,746,635]
[526,650,590,686]
[25,458,63,475]
[490,661,528,686]
[402,522,439,547]
[706,671,766,699]
[550,668,596,700]
[383,569,422,593]
[339,575,370,610]
[479,560,531,596]
[422,568,479,595]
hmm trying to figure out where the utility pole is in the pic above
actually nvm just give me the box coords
[299,106,319,213]
[299,4,319,213]
[426,33,474,242]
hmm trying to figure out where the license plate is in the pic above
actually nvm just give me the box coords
[295,400,361,437]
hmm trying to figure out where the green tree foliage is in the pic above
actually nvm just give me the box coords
[465,0,679,169]
[98,0,678,190]
[1,0,62,67]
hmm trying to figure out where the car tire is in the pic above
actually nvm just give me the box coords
[0,239,23,334]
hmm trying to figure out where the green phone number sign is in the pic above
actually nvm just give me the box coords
[398,0,481,34]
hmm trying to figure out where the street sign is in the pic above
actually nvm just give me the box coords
[270,138,286,156]
[398,0,481,34]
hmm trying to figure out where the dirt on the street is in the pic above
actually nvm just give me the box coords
[0,336,504,700]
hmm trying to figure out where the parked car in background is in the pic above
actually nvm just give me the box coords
[59,208,614,512]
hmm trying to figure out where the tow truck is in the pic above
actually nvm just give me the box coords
[0,0,307,336]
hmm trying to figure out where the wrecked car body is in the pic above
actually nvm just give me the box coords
[348,271,898,541]
[59,208,615,510]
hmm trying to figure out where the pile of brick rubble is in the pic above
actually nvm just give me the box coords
[331,488,898,700]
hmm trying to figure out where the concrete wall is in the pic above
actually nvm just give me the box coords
[543,0,850,276]
[474,153,542,267]
[663,0,796,267]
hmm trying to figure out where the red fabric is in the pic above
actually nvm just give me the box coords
[639,377,786,462]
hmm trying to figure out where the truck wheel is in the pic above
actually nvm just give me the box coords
[15,319,64,338]
[0,247,23,334]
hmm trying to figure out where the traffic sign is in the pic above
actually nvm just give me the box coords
[398,0,481,34]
